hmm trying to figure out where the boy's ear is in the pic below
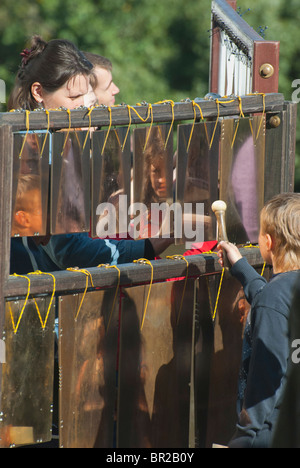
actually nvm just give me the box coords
[266,233,274,251]
[31,82,44,104]
[14,211,31,228]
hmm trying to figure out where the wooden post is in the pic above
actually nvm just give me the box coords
[0,125,13,402]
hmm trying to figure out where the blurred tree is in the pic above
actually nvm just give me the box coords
[0,0,211,104]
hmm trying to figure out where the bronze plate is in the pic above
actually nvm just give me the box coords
[1,298,55,447]
[59,289,119,448]
[51,131,90,234]
[118,280,196,448]
[12,132,50,238]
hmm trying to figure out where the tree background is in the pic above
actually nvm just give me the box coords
[0,0,299,189]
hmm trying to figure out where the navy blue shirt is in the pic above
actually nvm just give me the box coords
[229,258,299,448]
[10,233,148,274]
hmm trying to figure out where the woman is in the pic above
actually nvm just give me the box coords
[8,35,96,110]
[9,36,171,274]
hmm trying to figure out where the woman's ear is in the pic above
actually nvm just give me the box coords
[31,82,44,104]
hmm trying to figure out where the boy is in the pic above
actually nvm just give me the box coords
[218,193,300,448]
[83,52,120,106]
[12,175,43,238]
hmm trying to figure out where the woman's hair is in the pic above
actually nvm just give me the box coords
[8,35,93,110]
[261,192,300,270]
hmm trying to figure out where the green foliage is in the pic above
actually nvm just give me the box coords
[0,0,299,187]
[0,0,212,104]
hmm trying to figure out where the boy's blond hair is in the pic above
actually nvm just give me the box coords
[261,193,300,271]
[14,174,41,213]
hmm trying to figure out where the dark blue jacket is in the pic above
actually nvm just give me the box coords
[10,233,148,275]
[229,258,299,448]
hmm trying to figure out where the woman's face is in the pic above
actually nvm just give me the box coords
[32,74,95,110]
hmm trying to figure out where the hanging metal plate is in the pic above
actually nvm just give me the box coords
[12,132,50,238]
[51,131,90,235]
[1,298,55,447]
[59,289,119,448]
[176,121,219,246]
[132,125,174,239]
[91,128,131,238]
[220,116,265,244]
[118,280,195,448]
[205,273,251,447]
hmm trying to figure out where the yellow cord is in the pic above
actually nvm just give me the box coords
[133,258,154,331]
[82,106,94,151]
[121,105,132,152]
[101,107,112,155]
[186,100,210,153]
[186,102,197,153]
[143,104,153,152]
[28,271,56,329]
[209,99,221,149]
[212,268,225,321]
[154,100,175,149]
[61,108,72,156]
[40,110,50,158]
[18,110,30,159]
[247,93,266,142]
[231,96,246,148]
[66,268,95,321]
[9,274,31,334]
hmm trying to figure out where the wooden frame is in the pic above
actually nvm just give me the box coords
[210,0,280,94]
[0,92,296,447]
[0,94,285,131]
[0,94,296,299]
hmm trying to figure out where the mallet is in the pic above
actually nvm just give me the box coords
[211,200,230,270]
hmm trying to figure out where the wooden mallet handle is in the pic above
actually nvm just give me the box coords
[212,200,230,269]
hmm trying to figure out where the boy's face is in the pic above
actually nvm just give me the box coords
[93,66,120,106]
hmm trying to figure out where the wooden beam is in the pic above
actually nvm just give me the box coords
[4,247,264,300]
[0,125,13,408]
[0,94,285,132]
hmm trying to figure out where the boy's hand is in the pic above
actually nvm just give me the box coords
[217,241,243,267]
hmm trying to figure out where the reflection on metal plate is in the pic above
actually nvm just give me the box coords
[193,277,214,448]
[118,280,195,448]
[51,131,90,234]
[133,125,173,239]
[12,132,50,237]
[1,299,55,447]
[91,128,131,238]
[59,289,119,448]
[205,274,251,447]
[176,122,219,245]
[220,117,265,244]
